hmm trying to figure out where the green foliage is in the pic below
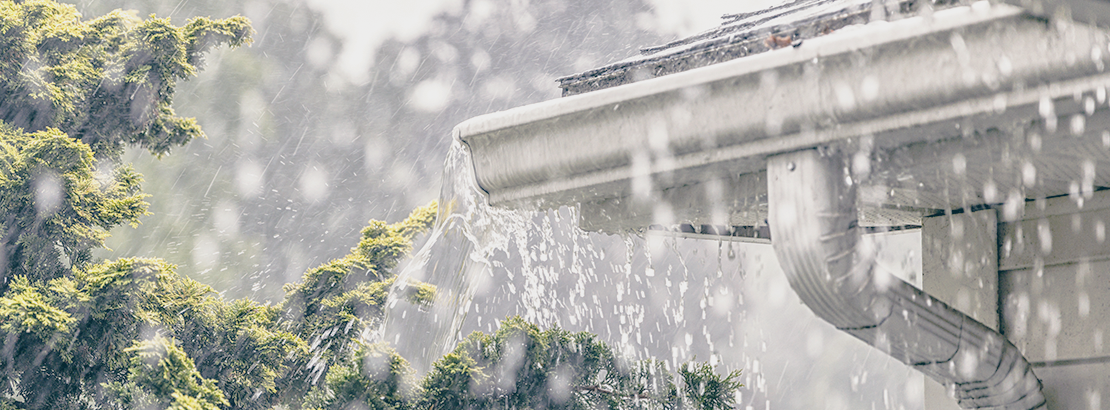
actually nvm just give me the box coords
[107,336,228,410]
[0,124,147,286]
[320,316,743,410]
[281,201,438,337]
[0,257,302,409]
[678,362,744,410]
[0,202,438,410]
[0,276,74,338]
[0,0,252,159]
[417,316,684,410]
[0,400,20,410]
[419,352,485,409]
[0,161,435,409]
[304,342,417,410]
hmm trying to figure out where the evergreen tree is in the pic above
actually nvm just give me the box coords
[0,2,742,409]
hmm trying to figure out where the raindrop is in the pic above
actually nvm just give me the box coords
[1071,114,1086,135]
[213,201,240,235]
[983,180,999,203]
[952,153,966,176]
[1039,96,1057,132]
[409,79,453,113]
[235,159,265,198]
[834,82,856,110]
[1038,220,1052,254]
[997,56,1013,77]
[852,151,871,179]
[33,173,62,216]
[957,349,979,379]
[861,75,880,102]
[993,94,1008,113]
[1003,190,1024,221]
[950,33,970,65]
[1029,132,1042,152]
[631,150,652,201]
[305,36,334,69]
[299,164,330,203]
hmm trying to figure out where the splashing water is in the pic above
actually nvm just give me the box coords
[378,140,926,409]
[378,139,499,373]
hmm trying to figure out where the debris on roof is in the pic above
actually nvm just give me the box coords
[557,0,964,96]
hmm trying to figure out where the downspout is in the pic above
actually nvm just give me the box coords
[766,149,1045,409]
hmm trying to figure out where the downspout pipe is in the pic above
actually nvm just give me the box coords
[766,149,1045,409]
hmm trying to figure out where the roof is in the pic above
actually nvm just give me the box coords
[557,0,963,96]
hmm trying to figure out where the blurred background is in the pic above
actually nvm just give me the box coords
[76,0,776,302]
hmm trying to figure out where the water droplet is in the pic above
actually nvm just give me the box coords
[997,56,1013,76]
[1071,114,1086,135]
[983,180,999,203]
[861,76,880,102]
[1040,96,1057,132]
[1038,219,1052,254]
[835,82,856,110]
[1003,190,1024,221]
[952,153,966,176]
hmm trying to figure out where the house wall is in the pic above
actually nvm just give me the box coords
[997,193,1110,409]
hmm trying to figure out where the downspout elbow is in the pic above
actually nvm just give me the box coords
[766,149,1045,410]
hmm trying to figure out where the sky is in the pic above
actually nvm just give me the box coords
[304,0,787,82]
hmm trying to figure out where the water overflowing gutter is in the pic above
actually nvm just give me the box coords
[455,3,1110,408]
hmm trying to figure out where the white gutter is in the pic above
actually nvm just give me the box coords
[457,4,1110,214]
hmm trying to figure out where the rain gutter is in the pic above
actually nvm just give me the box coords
[454,3,1110,408]
[457,4,1110,212]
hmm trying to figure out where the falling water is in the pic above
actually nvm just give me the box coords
[378,139,502,373]
[378,139,928,409]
